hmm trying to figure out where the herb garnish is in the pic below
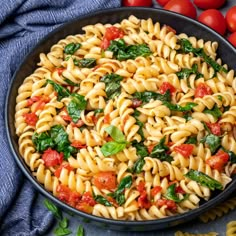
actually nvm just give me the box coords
[94,195,113,206]
[133,90,171,103]
[47,79,70,101]
[165,183,189,202]
[73,58,96,68]
[203,105,222,121]
[64,43,81,55]
[176,64,203,80]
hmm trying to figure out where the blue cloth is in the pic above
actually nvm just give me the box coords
[0,0,121,235]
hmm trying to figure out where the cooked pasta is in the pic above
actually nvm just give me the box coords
[15,15,236,221]
[226,221,236,236]
[175,231,218,236]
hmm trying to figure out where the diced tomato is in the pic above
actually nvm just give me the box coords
[42,148,63,167]
[159,82,176,95]
[76,202,93,214]
[206,149,229,171]
[54,163,74,178]
[168,142,175,147]
[206,122,221,136]
[23,112,38,126]
[105,136,113,142]
[91,115,98,124]
[173,144,194,158]
[151,186,162,197]
[71,119,85,128]
[27,96,41,106]
[93,171,117,190]
[61,114,72,122]
[106,196,119,207]
[148,145,155,154]
[137,181,146,194]
[194,83,213,98]
[156,199,177,212]
[104,114,110,124]
[101,26,124,50]
[55,67,65,76]
[138,192,151,209]
[71,140,87,149]
[164,24,177,34]
[81,192,96,207]
[175,186,185,194]
[30,95,50,112]
[131,99,142,108]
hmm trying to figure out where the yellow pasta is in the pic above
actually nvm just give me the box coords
[175,231,218,236]
[15,15,236,221]
[227,221,236,236]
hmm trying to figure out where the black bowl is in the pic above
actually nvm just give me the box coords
[5,7,236,231]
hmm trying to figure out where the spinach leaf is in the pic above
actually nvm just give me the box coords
[76,226,84,236]
[94,108,104,114]
[67,93,87,123]
[104,125,126,143]
[43,199,62,220]
[165,183,189,203]
[101,142,126,156]
[185,136,197,144]
[94,195,112,206]
[133,110,145,141]
[183,112,192,121]
[107,39,152,61]
[200,134,221,154]
[47,79,70,100]
[217,95,223,101]
[203,105,222,121]
[132,141,149,158]
[133,90,171,103]
[184,169,223,190]
[228,151,236,164]
[176,64,203,80]
[64,43,81,55]
[128,157,145,174]
[73,58,96,68]
[64,78,79,86]
[163,102,197,112]
[100,73,123,99]
[32,132,54,152]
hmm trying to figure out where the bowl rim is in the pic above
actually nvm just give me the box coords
[5,6,236,229]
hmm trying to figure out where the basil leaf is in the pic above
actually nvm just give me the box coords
[133,90,171,103]
[64,43,81,55]
[67,93,86,123]
[217,95,223,101]
[43,199,62,220]
[228,151,236,164]
[185,136,197,144]
[116,175,132,195]
[183,112,192,121]
[73,58,96,68]
[101,142,126,156]
[32,132,54,152]
[76,226,84,236]
[47,79,70,100]
[163,102,197,112]
[54,227,72,236]
[200,134,221,154]
[176,64,203,80]
[64,78,79,86]
[100,73,123,99]
[104,125,126,143]
[132,141,149,158]
[94,108,104,114]
[94,195,112,206]
[165,183,189,203]
[129,157,145,174]
[59,218,69,229]
[203,105,222,121]
[184,169,223,190]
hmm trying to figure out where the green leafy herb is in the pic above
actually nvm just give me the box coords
[200,134,221,154]
[43,199,62,220]
[202,121,211,134]
[133,90,171,103]
[94,108,104,114]
[165,183,189,202]
[163,102,197,112]
[133,110,145,141]
[54,227,72,236]
[64,78,79,86]
[76,226,84,236]
[183,112,192,121]
[104,125,126,143]
[73,58,96,68]
[59,218,69,229]
[101,142,126,156]
[47,79,70,100]
[107,39,152,61]
[67,93,87,123]
[184,169,223,190]
[64,43,81,55]
[217,95,223,101]
[132,141,149,158]
[128,157,145,174]
[176,64,203,80]
[185,136,197,144]
[100,73,123,99]
[108,175,132,205]
[224,106,230,112]
[32,132,54,152]
[203,105,222,121]
[94,195,113,206]
[228,151,236,164]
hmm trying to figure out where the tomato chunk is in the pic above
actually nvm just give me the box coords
[138,192,151,209]
[175,186,185,194]
[81,192,96,207]
[71,141,87,149]
[151,186,162,197]
[159,82,176,95]
[137,181,146,194]
[93,171,117,190]
[54,163,74,178]
[27,96,41,106]
[206,122,221,136]
[71,119,85,128]
[173,144,194,158]
[104,114,110,124]
[131,99,142,108]
[23,112,38,126]
[55,67,65,76]
[42,148,63,167]
[194,83,212,98]
[206,149,229,171]
[156,199,177,212]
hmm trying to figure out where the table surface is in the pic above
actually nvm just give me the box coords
[43,0,236,235]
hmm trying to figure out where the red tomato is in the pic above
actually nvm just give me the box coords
[54,163,73,178]
[151,186,162,197]
[198,9,226,36]
[104,114,110,124]
[138,192,151,209]
[226,6,236,33]
[173,144,194,158]
[71,140,87,149]
[61,114,72,122]
[131,98,142,108]
[122,0,152,7]
[71,119,85,128]
[206,150,229,171]
[156,199,177,211]
[164,0,197,19]
[156,0,171,6]
[81,192,96,207]
[42,148,63,167]
[76,202,93,214]
[23,112,38,126]
[148,145,155,154]
[93,171,117,190]
[193,0,226,10]
[27,96,41,106]
[175,186,185,194]
[137,181,146,193]
[228,32,236,47]
[55,67,65,76]
[206,122,221,136]
[159,82,176,95]
[194,83,213,98]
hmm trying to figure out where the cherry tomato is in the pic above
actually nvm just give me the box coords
[23,112,38,126]
[131,98,142,108]
[27,96,41,106]
[138,192,151,209]
[151,186,162,197]
[156,0,171,6]
[164,0,197,19]
[193,0,226,10]
[122,0,152,7]
[54,67,65,76]
[206,122,221,136]
[137,181,146,194]
[226,6,236,33]
[206,150,229,171]
[228,32,236,47]
[71,119,85,128]
[173,144,194,158]
[198,9,226,36]
[93,171,117,190]
[54,163,74,178]
[156,199,177,211]
[71,140,87,149]
[159,82,176,95]
[104,114,110,124]
[175,186,185,194]
[148,145,155,154]
[76,202,93,214]
[42,148,63,167]
[81,192,96,207]
[194,83,213,98]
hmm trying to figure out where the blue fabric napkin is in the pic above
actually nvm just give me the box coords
[0,0,121,235]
